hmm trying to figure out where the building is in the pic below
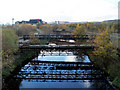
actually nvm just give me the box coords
[49,21,69,25]
[15,19,45,25]
[55,21,69,24]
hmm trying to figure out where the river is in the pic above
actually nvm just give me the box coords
[9,50,112,89]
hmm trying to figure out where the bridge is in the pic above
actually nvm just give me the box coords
[15,34,110,87]
[19,44,94,50]
[16,34,111,88]
[15,60,106,82]
[19,34,95,50]
[19,35,95,40]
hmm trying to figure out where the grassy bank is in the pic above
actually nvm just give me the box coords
[88,53,120,88]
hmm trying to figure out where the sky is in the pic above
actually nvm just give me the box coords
[0,0,119,24]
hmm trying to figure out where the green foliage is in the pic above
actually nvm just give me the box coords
[93,27,117,59]
[73,24,87,35]
[89,25,119,87]
[16,24,37,36]
[69,22,118,34]
[88,53,120,88]
[51,24,68,30]
[2,50,38,77]
[2,28,18,54]
[67,24,77,29]
[29,32,40,44]
[112,77,120,87]
[39,22,118,35]
[36,22,42,29]
[40,24,54,35]
[1,27,38,77]
[2,27,19,77]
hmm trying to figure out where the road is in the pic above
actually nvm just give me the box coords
[36,28,44,35]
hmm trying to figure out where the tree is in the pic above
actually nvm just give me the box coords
[2,28,18,53]
[73,24,87,35]
[67,24,77,29]
[36,22,41,29]
[2,28,18,61]
[93,26,117,59]
[29,32,40,45]
[16,24,36,36]
[59,24,67,29]
[39,24,54,35]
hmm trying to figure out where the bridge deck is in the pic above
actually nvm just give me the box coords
[19,45,94,49]
[20,35,91,40]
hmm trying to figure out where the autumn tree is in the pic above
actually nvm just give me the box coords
[16,24,37,36]
[73,24,87,35]
[93,26,117,59]
[67,24,77,29]
[59,24,67,29]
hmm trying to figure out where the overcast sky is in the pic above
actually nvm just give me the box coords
[0,0,119,24]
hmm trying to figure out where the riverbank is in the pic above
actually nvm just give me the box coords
[88,52,120,89]
[2,50,38,89]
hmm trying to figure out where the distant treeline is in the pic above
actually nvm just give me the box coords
[37,22,119,35]
[68,22,118,33]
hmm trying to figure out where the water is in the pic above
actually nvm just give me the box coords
[15,51,111,89]
[19,80,106,88]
